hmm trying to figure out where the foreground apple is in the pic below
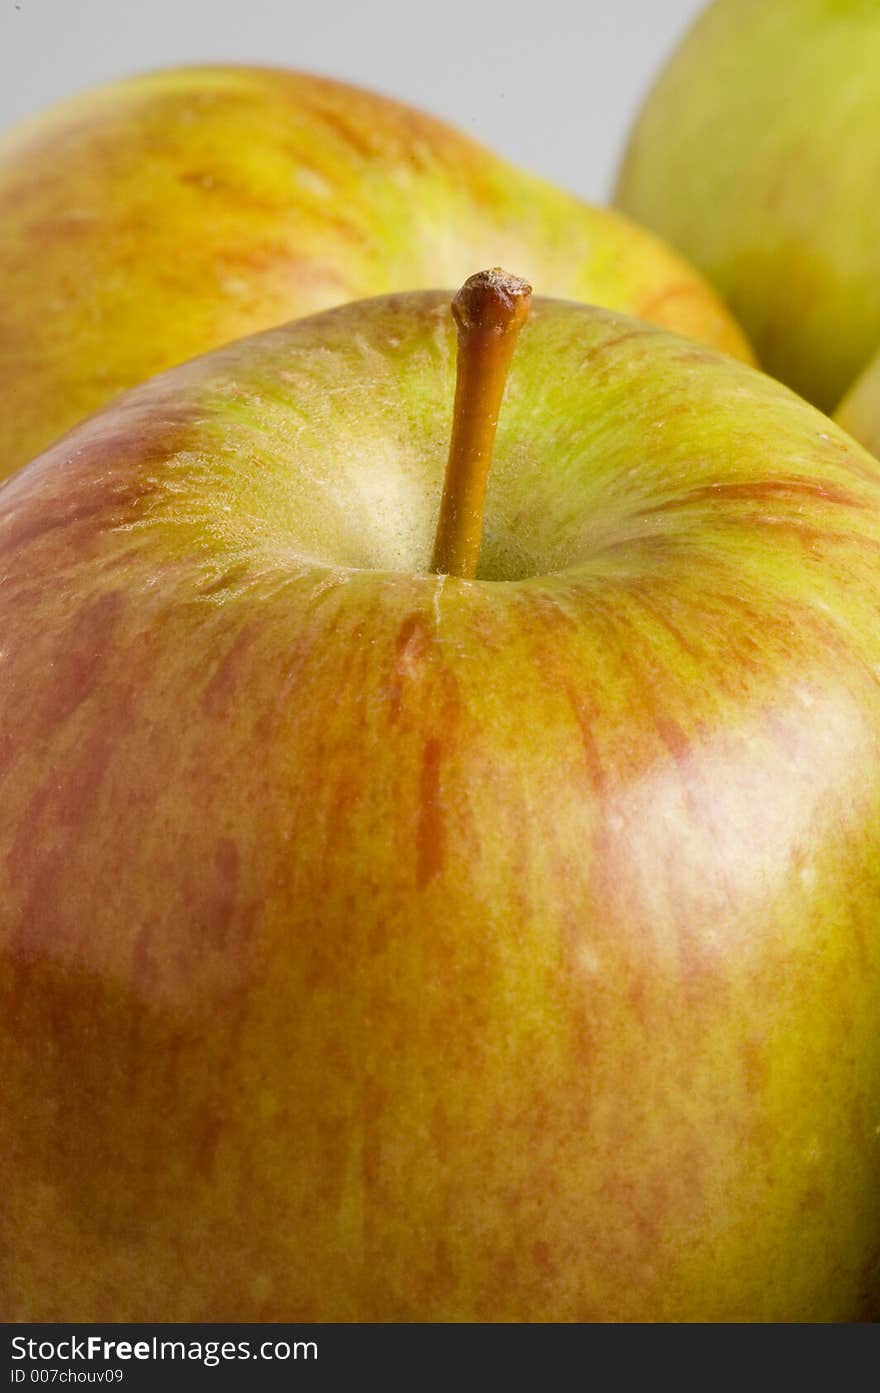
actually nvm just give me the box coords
[613,0,880,414]
[0,64,753,483]
[2,274,880,1323]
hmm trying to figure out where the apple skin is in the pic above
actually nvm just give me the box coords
[614,0,880,415]
[0,64,752,483]
[3,291,880,1323]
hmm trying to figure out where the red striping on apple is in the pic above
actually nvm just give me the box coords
[2,273,880,1321]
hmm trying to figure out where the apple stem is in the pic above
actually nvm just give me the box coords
[430,268,532,579]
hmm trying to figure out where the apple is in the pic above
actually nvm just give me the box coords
[613,0,880,415]
[0,64,753,483]
[836,348,880,460]
[2,272,880,1323]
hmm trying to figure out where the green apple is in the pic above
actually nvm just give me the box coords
[2,277,880,1323]
[836,347,880,459]
[614,0,880,414]
[0,64,753,484]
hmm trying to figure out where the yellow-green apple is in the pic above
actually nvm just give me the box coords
[614,0,880,414]
[2,273,880,1323]
[0,64,753,482]
[836,348,880,459]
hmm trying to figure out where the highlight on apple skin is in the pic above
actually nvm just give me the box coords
[0,63,753,483]
[614,0,880,416]
[2,286,880,1322]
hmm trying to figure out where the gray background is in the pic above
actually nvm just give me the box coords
[0,0,704,202]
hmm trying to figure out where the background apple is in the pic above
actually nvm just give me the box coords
[0,63,752,482]
[2,285,880,1321]
[613,0,880,414]
[836,348,880,461]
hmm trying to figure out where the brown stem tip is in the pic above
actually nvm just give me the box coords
[452,267,533,336]
[430,269,532,580]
